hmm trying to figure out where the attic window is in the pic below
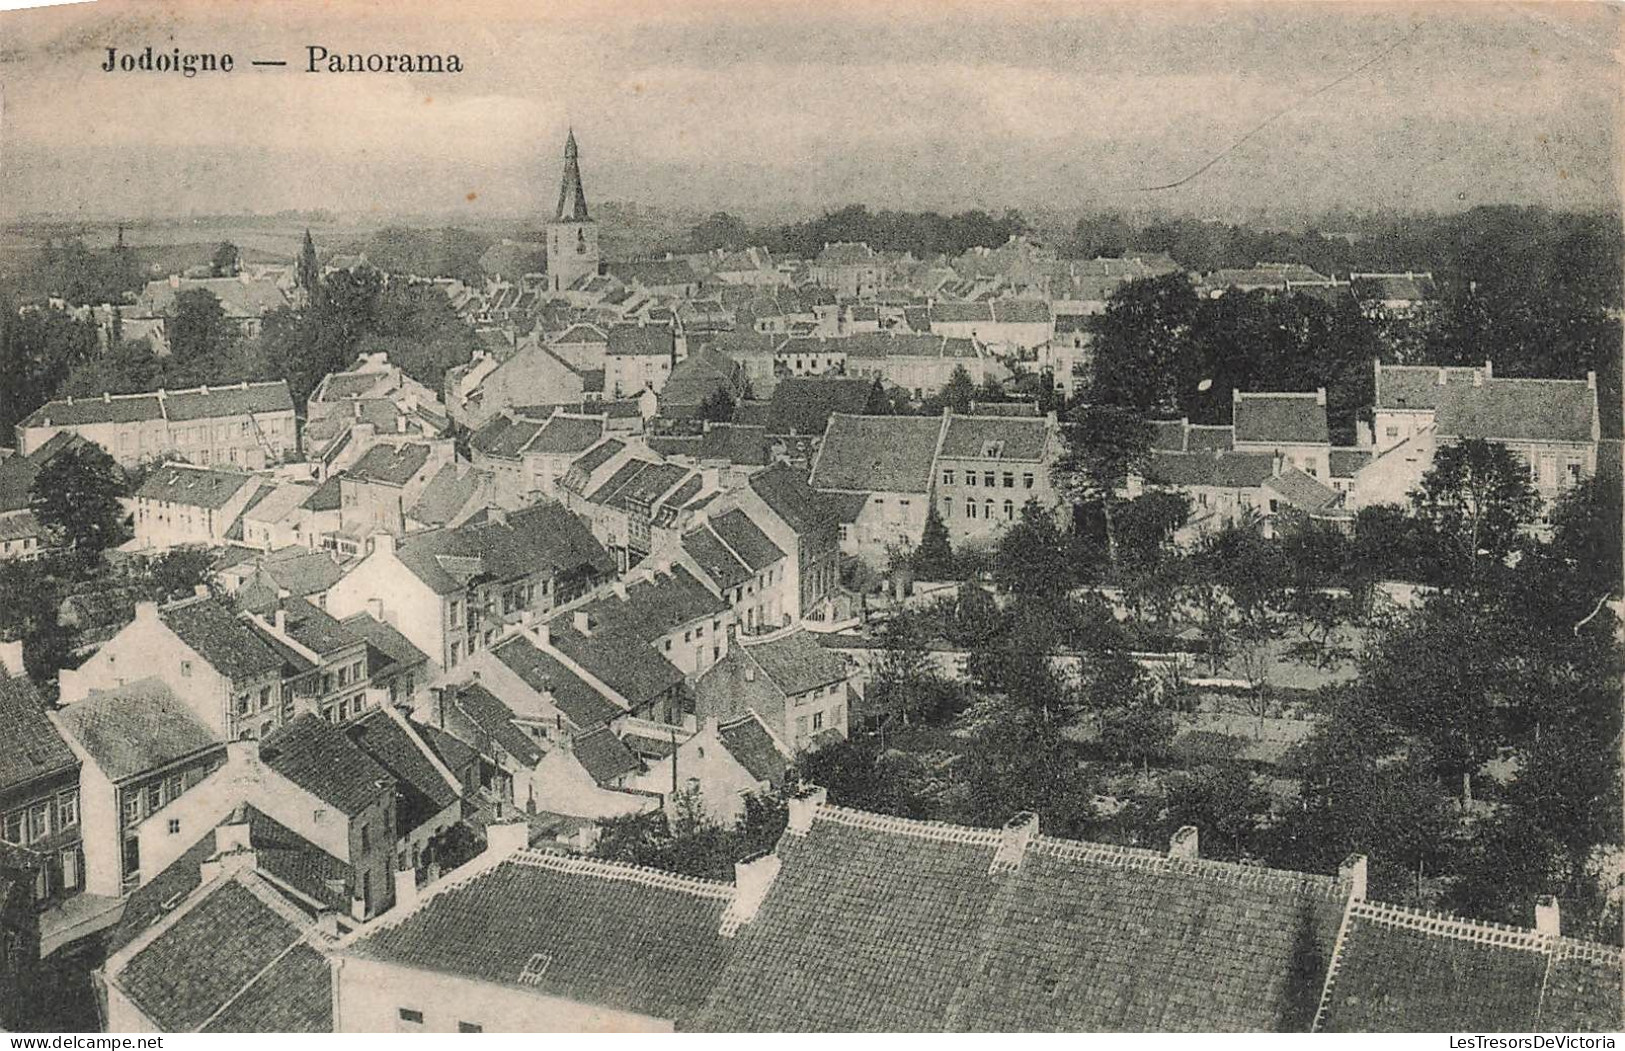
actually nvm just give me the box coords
[981,440,1005,458]
[518,952,552,985]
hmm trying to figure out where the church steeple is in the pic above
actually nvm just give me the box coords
[555,127,590,223]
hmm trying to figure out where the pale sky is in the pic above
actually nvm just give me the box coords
[0,0,1618,220]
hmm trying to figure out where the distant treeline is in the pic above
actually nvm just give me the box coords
[686,204,1032,260]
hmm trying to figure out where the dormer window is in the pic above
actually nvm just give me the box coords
[981,440,1004,458]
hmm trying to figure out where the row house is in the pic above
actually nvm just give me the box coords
[131,464,264,551]
[16,382,297,470]
[923,298,1054,353]
[135,274,289,339]
[469,409,606,507]
[324,501,615,673]
[306,351,445,431]
[674,509,791,636]
[605,322,679,398]
[841,332,1002,400]
[241,598,374,725]
[444,338,598,430]
[933,412,1064,546]
[808,413,947,566]
[0,678,82,913]
[563,563,733,679]
[1231,388,1332,480]
[305,398,448,481]
[693,627,852,753]
[61,595,287,743]
[809,242,883,299]
[1145,448,1343,543]
[337,440,456,540]
[50,679,227,895]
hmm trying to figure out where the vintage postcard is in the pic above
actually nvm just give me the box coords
[0,0,1620,1037]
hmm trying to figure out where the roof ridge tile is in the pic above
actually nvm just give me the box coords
[509,849,736,901]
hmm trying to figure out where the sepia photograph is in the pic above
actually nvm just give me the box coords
[0,0,1620,1036]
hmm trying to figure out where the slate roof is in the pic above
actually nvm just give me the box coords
[607,260,698,290]
[749,463,838,542]
[0,675,77,792]
[742,630,848,697]
[1373,363,1484,412]
[347,443,432,486]
[716,714,789,786]
[491,635,622,730]
[21,394,164,429]
[1263,468,1341,514]
[1434,378,1598,444]
[761,377,877,436]
[546,622,686,711]
[571,727,643,785]
[340,613,431,676]
[260,714,394,818]
[345,851,734,1024]
[136,465,256,510]
[1316,901,1623,1032]
[303,476,343,512]
[569,438,626,477]
[810,414,944,494]
[607,323,677,357]
[393,501,612,595]
[161,598,284,681]
[709,510,785,571]
[1188,425,1236,453]
[269,597,363,658]
[1233,392,1330,445]
[839,333,980,360]
[574,565,728,645]
[115,875,327,1032]
[140,278,289,320]
[201,941,332,1033]
[938,414,1050,461]
[255,547,346,599]
[1151,419,1191,452]
[1328,448,1373,478]
[0,432,86,512]
[470,415,543,459]
[57,679,220,782]
[529,414,606,455]
[409,464,488,528]
[692,804,1349,1032]
[20,382,293,430]
[682,525,752,590]
[345,710,459,834]
[1148,451,1277,489]
[452,682,543,766]
[648,424,772,466]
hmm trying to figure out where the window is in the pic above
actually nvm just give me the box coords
[1,812,21,844]
[942,470,955,486]
[985,500,994,518]
[146,783,163,812]
[459,1023,484,1034]
[260,686,272,710]
[966,472,977,487]
[398,1008,424,1027]
[1567,461,1584,485]
[61,849,79,891]
[360,823,371,852]
[236,694,250,715]
[942,497,953,517]
[983,472,995,487]
[696,625,705,639]
[1004,500,1014,520]
[1385,425,1399,439]
[180,660,192,678]
[812,711,824,731]
[966,502,978,520]
[165,775,182,801]
[168,818,181,835]
[1003,472,1014,488]
[56,793,78,830]
[26,804,49,844]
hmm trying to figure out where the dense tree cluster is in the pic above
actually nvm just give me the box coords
[685,204,1030,261]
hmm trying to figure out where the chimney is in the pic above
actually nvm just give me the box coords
[353,400,362,420]
[134,600,159,624]
[532,622,551,648]
[786,785,828,834]
[485,821,530,857]
[169,274,180,289]
[1472,369,1483,388]
[273,608,287,633]
[1272,451,1284,477]
[1232,388,1242,404]
[366,598,383,621]
[394,864,419,913]
[370,531,396,557]
[216,819,252,854]
[726,851,782,932]
[1587,371,1597,390]
[1534,895,1561,937]
[573,610,593,636]
[103,392,111,403]
[1483,359,1493,379]
[990,811,1039,873]
[1437,367,1448,386]
[1339,853,1368,902]
[1168,825,1199,860]
[744,664,756,682]
[1315,387,1326,406]
[610,580,628,600]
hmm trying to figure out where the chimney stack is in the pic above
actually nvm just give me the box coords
[787,785,828,834]
[1534,895,1561,937]
[1169,825,1199,860]
[273,608,287,633]
[725,851,782,934]
[990,811,1039,873]
[610,580,628,600]
[1483,359,1493,379]
[1340,854,1368,902]
[394,864,419,913]
[573,610,593,636]
[1315,387,1326,406]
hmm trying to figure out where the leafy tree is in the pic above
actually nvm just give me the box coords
[792,735,936,820]
[1086,273,1199,413]
[870,610,938,728]
[1160,765,1271,861]
[912,503,955,580]
[697,387,736,424]
[941,364,976,414]
[30,443,126,558]
[689,212,753,253]
[1411,439,1540,572]
[210,242,240,278]
[296,229,321,299]
[992,501,1082,597]
[1053,404,1153,562]
[147,547,215,602]
[168,288,233,363]
[1112,489,1190,574]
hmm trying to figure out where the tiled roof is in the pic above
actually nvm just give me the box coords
[0,432,86,512]
[162,598,284,681]
[546,621,686,711]
[347,443,432,486]
[568,438,626,478]
[260,714,394,818]
[762,377,877,437]
[303,475,343,512]
[0,510,45,543]
[649,424,772,467]
[839,332,980,360]
[1188,425,1236,453]
[409,464,488,528]
[749,463,840,542]
[607,323,677,357]
[491,635,622,730]
[1262,468,1341,513]
[571,726,642,785]
[1349,272,1437,302]
[20,383,294,430]
[991,299,1052,324]
[270,597,363,658]
[116,876,321,1032]
[573,565,728,645]
[470,415,543,459]
[411,718,478,777]
[136,465,256,510]
[1328,448,1373,478]
[606,260,699,290]
[341,613,430,675]
[709,510,785,572]
[0,676,76,792]
[816,242,877,267]
[21,393,163,428]
[1150,419,1189,452]
[1435,378,1598,444]
[345,710,459,834]
[528,414,606,455]
[394,502,612,595]
[823,491,870,524]
[1374,363,1483,412]
[1316,901,1622,1032]
[810,414,944,494]
[202,941,332,1033]
[1148,451,1276,489]
[57,679,220,782]
[682,525,752,590]
[1233,392,1329,445]
[551,322,608,345]
[452,682,543,766]
[692,805,1348,1032]
[742,630,848,697]
[938,414,1050,461]
[716,713,789,785]
[345,851,734,1024]
[140,278,289,320]
[258,547,346,598]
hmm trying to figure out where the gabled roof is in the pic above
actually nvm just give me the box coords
[1373,363,1484,412]
[649,424,772,467]
[56,679,220,783]
[470,414,543,459]
[749,462,840,543]
[0,432,87,512]
[161,597,284,680]
[545,621,687,711]
[1233,392,1329,445]
[21,383,294,430]
[571,565,728,645]
[741,630,848,697]
[393,502,612,595]
[938,414,1051,461]
[692,804,1349,1032]
[715,712,790,786]
[344,850,734,1024]
[1262,467,1341,514]
[761,377,877,437]
[568,438,626,478]
[453,681,544,766]
[136,465,256,510]
[810,414,944,494]
[409,464,489,528]
[114,875,329,1033]
[1328,448,1373,478]
[1316,900,1622,1032]
[571,726,642,785]
[340,612,430,677]
[345,710,459,834]
[0,675,77,792]
[490,634,622,730]
[1349,272,1437,302]
[260,714,394,818]
[1435,377,1598,444]
[346,443,432,486]
[709,510,785,572]
[1148,450,1277,489]
[682,525,752,591]
[528,413,606,456]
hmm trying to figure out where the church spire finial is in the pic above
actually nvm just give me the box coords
[554,128,589,223]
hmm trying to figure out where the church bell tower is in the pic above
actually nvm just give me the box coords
[547,128,600,293]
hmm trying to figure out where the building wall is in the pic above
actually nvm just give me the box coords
[547,221,600,295]
[1374,409,1434,454]
[837,490,929,566]
[73,755,121,898]
[784,680,849,752]
[335,954,671,1034]
[103,980,161,1034]
[1232,440,1331,481]
[61,614,229,738]
[1351,430,1437,511]
[133,477,262,551]
[324,539,449,671]
[0,769,83,908]
[630,724,765,828]
[606,354,672,398]
[935,455,1055,547]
